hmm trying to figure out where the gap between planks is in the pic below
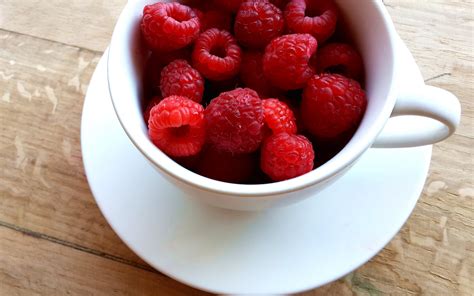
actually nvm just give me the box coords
[0,219,162,276]
[0,28,104,55]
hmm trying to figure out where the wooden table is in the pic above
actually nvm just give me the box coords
[0,1,472,294]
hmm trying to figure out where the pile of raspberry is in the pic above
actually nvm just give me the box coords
[141,0,367,183]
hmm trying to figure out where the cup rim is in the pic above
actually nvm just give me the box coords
[107,0,399,197]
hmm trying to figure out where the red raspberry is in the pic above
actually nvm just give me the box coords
[263,34,318,90]
[144,48,193,98]
[198,10,232,32]
[192,29,242,81]
[235,0,285,49]
[141,2,200,52]
[160,59,204,103]
[280,97,306,133]
[262,99,297,135]
[284,0,338,43]
[213,0,243,13]
[148,96,206,157]
[302,74,367,139]
[240,51,283,97]
[198,148,256,183]
[205,88,264,153]
[316,43,363,81]
[261,133,314,181]
[143,96,163,123]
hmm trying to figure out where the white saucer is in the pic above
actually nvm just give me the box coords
[81,38,432,294]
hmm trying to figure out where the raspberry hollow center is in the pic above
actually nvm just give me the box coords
[170,125,191,137]
[209,43,227,58]
[305,4,324,18]
[166,5,192,23]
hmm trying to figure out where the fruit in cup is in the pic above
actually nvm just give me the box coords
[234,0,285,49]
[284,0,339,43]
[141,0,367,183]
[141,2,200,52]
[160,59,204,103]
[205,88,264,154]
[192,28,242,81]
[263,33,318,90]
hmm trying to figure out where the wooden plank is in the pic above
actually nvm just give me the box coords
[0,29,150,268]
[301,2,474,295]
[0,0,472,295]
[0,226,208,295]
[298,135,474,295]
[0,0,127,52]
[385,0,473,139]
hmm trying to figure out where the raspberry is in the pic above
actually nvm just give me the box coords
[280,97,306,133]
[143,96,163,123]
[261,133,314,181]
[213,0,243,13]
[316,43,363,81]
[197,148,256,183]
[301,74,367,139]
[141,2,200,52]
[192,29,242,81]
[148,96,206,157]
[240,51,282,97]
[205,88,264,153]
[234,0,285,49]
[284,0,338,43]
[263,34,318,90]
[198,10,232,32]
[144,48,193,98]
[160,59,204,103]
[262,99,297,135]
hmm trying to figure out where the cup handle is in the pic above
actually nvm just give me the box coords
[372,85,461,148]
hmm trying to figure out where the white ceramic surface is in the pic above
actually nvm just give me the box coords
[82,38,432,294]
[106,0,460,210]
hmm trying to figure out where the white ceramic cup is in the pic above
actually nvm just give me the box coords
[107,0,461,211]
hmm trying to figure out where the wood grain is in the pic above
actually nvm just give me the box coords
[0,0,472,295]
[0,29,154,269]
[0,226,208,295]
[0,0,127,52]
[385,0,473,139]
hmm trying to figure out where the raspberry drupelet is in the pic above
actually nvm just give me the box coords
[316,43,363,81]
[205,88,264,154]
[263,33,318,90]
[261,132,315,181]
[262,99,297,135]
[192,29,242,81]
[301,73,367,139]
[160,59,204,103]
[234,0,285,49]
[284,0,338,43]
[141,2,200,52]
[148,96,206,157]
